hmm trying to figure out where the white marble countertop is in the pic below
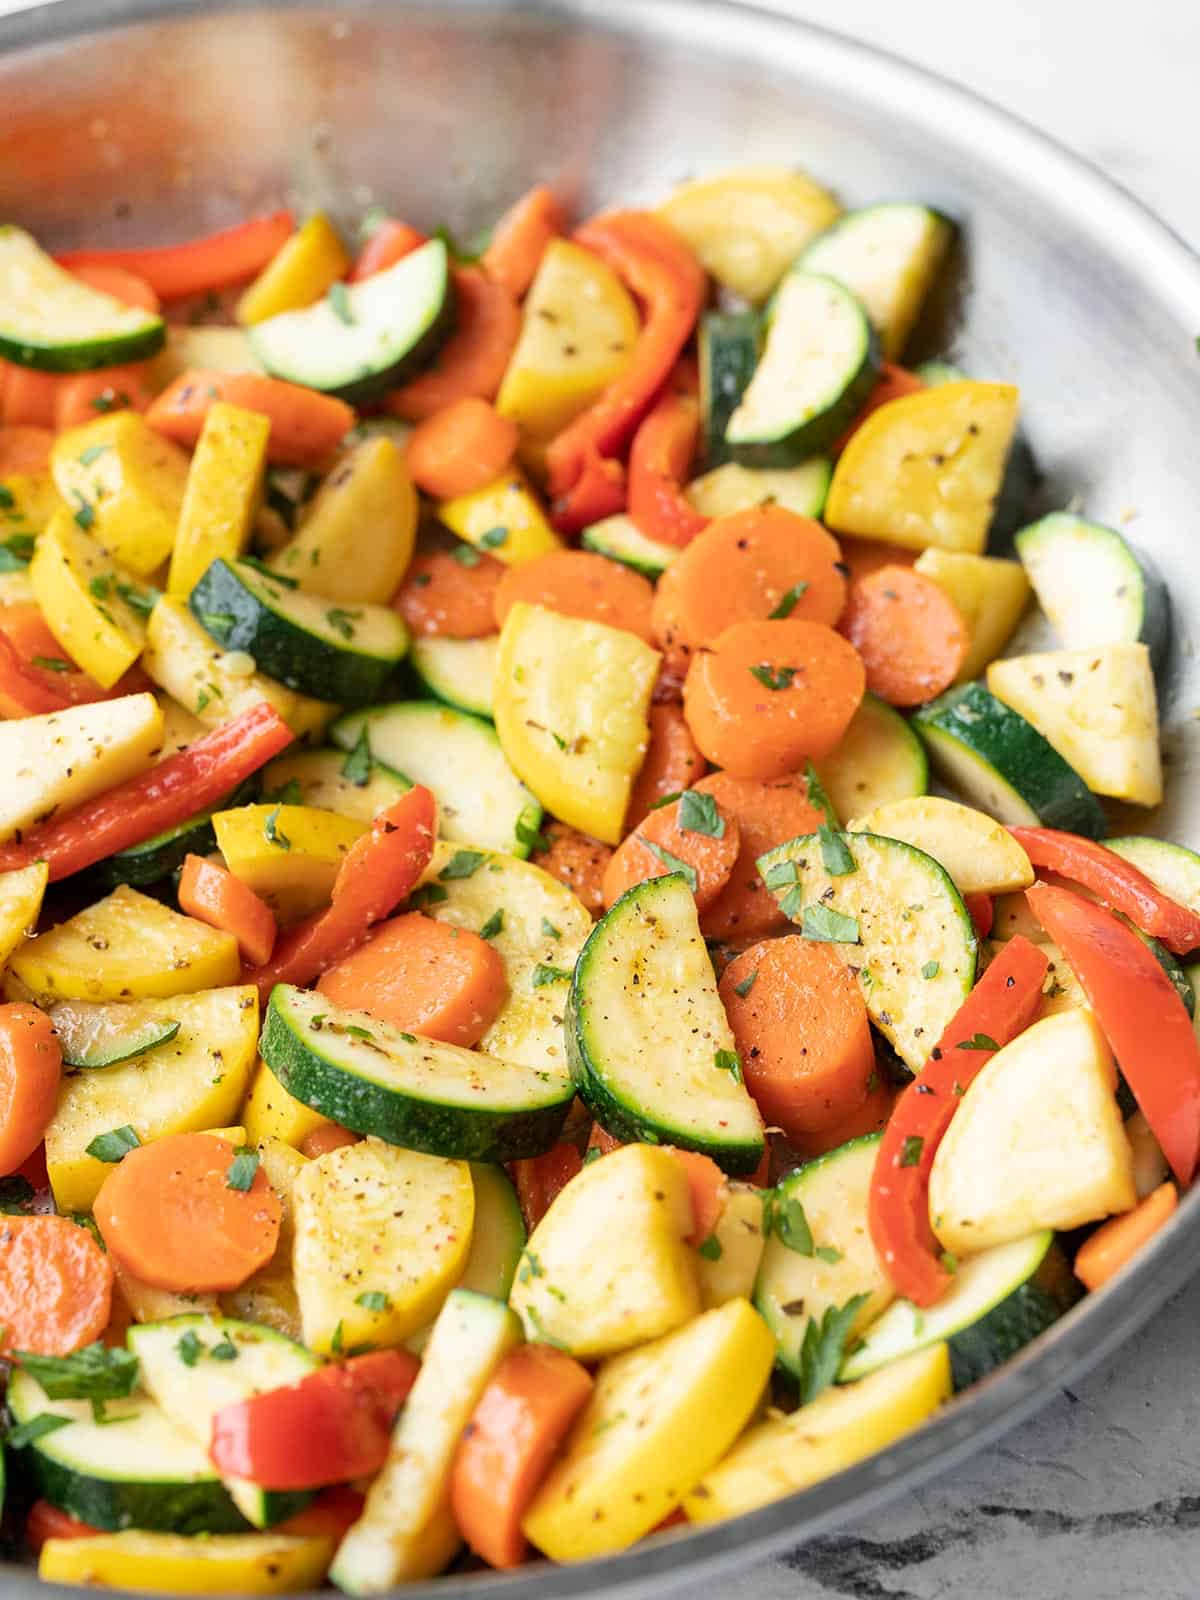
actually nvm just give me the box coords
[1,2,1197,1597]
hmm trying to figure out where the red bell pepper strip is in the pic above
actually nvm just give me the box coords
[243,784,437,1000]
[55,212,296,301]
[349,219,428,283]
[1011,827,1200,956]
[627,391,708,548]
[549,445,627,536]
[964,891,994,940]
[869,936,1050,1307]
[510,1142,583,1232]
[544,211,706,504]
[209,1350,419,1490]
[0,701,293,882]
[25,1501,104,1556]
[1026,882,1200,1185]
[274,1486,366,1543]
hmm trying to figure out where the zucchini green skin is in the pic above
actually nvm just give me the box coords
[699,310,760,468]
[945,1246,1080,1390]
[913,681,1107,840]
[580,515,678,579]
[0,326,166,374]
[260,986,574,1163]
[190,558,407,706]
[89,777,258,889]
[409,634,497,719]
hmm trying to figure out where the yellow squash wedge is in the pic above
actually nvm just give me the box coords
[824,380,1020,554]
[167,401,270,597]
[39,1531,335,1595]
[10,884,240,1007]
[51,411,190,575]
[150,325,263,386]
[154,694,207,759]
[494,601,659,844]
[496,239,639,459]
[0,464,62,543]
[0,861,48,968]
[847,795,1034,896]
[212,802,366,923]
[524,1298,775,1561]
[268,437,417,602]
[241,1054,336,1150]
[30,508,149,687]
[913,548,1030,681]
[509,1143,699,1358]
[43,985,259,1211]
[658,166,840,303]
[236,212,350,325]
[292,1137,474,1354]
[143,595,334,738]
[695,1185,766,1309]
[685,1342,952,1521]
[0,691,162,844]
[684,459,832,521]
[438,467,562,567]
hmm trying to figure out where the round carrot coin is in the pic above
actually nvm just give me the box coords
[695,772,827,944]
[601,792,740,912]
[0,1214,113,1356]
[531,822,613,917]
[493,549,655,643]
[393,548,506,639]
[839,564,967,706]
[317,911,508,1048]
[0,1003,62,1177]
[406,397,519,501]
[625,703,706,830]
[683,618,865,778]
[389,268,521,422]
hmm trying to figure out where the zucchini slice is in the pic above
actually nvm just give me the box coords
[49,1000,180,1069]
[847,795,1034,897]
[7,1372,245,1534]
[249,238,454,403]
[757,830,977,1071]
[699,310,760,467]
[726,272,879,466]
[261,746,409,823]
[1014,511,1170,671]
[684,458,833,522]
[755,1134,895,1379]
[580,514,679,579]
[0,226,166,372]
[410,633,498,718]
[91,777,257,890]
[987,644,1162,808]
[405,1162,527,1355]
[415,840,592,1076]
[261,984,574,1162]
[331,701,541,859]
[566,873,765,1175]
[840,1231,1079,1390]
[796,203,954,359]
[1108,835,1200,917]
[913,681,1106,838]
[190,558,409,706]
[128,1315,319,1529]
[813,691,928,822]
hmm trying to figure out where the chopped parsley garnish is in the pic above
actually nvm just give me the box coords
[13,1342,139,1403]
[768,581,809,619]
[748,662,798,691]
[940,1251,958,1275]
[818,824,856,877]
[763,859,799,890]
[523,1304,568,1350]
[921,960,941,980]
[355,1291,391,1312]
[72,495,96,531]
[199,611,235,637]
[439,848,486,881]
[647,789,684,812]
[766,1194,813,1256]
[225,1147,260,1192]
[31,656,71,674]
[531,963,572,988]
[643,840,698,893]
[540,917,561,940]
[451,544,482,567]
[801,904,860,944]
[77,444,110,466]
[899,1135,924,1167]
[85,1125,140,1163]
[478,908,504,940]
[516,813,551,854]
[714,1048,743,1084]
[263,806,291,850]
[209,1336,239,1362]
[5,1413,72,1450]
[478,525,509,550]
[815,1246,843,1265]
[344,1024,375,1042]
[326,607,360,641]
[956,1033,999,1052]
[696,1234,723,1261]
[177,1330,204,1367]
[678,790,724,838]
[804,762,838,828]
[116,581,158,617]
[732,968,758,998]
[797,1294,869,1404]
[408,883,449,908]
[517,1249,545,1284]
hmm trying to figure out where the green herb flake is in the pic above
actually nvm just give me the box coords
[72,495,96,531]
[779,884,806,921]
[13,1342,139,1402]
[344,1024,375,1042]
[804,762,838,828]
[77,444,110,466]
[818,824,856,877]
[748,662,798,691]
[899,1135,924,1167]
[90,389,129,414]
[678,789,725,838]
[31,655,71,674]
[479,908,505,940]
[531,963,572,988]
[643,840,698,894]
[209,1336,239,1362]
[326,606,360,641]
[696,1234,723,1261]
[199,611,235,637]
[330,1321,345,1356]
[339,728,372,787]
[517,1249,545,1284]
[801,904,860,944]
[85,1125,140,1163]
[263,778,303,807]
[355,1291,391,1312]
[922,960,941,980]
[798,1294,870,1404]
[408,883,448,908]
[177,1330,204,1367]
[768,581,809,619]
[225,1147,260,1192]
[763,859,799,890]
[771,1195,814,1256]
[451,543,482,568]
[732,968,758,998]
[88,574,112,601]
[5,1413,72,1450]
[263,805,291,851]
[515,813,551,854]
[956,1033,999,1052]
[328,282,356,325]
[478,525,509,550]
[523,1303,567,1349]
[714,1048,743,1084]
[940,1250,958,1275]
[540,917,561,940]
[116,581,158,617]
[439,848,486,881]
[814,1246,843,1265]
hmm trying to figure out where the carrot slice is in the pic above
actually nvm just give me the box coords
[451,1344,593,1569]
[388,268,521,422]
[0,1214,113,1355]
[56,212,296,300]
[1074,1182,1178,1292]
[790,1072,896,1162]
[93,1132,282,1294]
[0,1003,62,1177]
[832,361,924,454]
[178,854,277,968]
[406,398,519,500]
[68,263,161,313]
[667,1147,728,1245]
[300,1125,361,1161]
[834,536,917,585]
[530,822,613,918]
[349,220,428,283]
[316,911,508,1048]
[393,548,505,639]
[482,186,566,299]
[53,365,155,432]
[0,425,54,473]
[511,1142,584,1233]
[720,937,875,1139]
[146,371,354,466]
[694,771,827,944]
[683,618,866,778]
[601,793,740,913]
[26,1501,104,1556]
[625,703,706,831]
[1,364,58,427]
[651,506,847,673]
[493,549,655,644]
[839,564,968,707]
